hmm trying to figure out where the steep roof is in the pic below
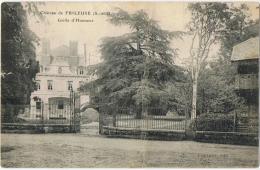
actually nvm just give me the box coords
[231,37,259,61]
[51,45,70,57]
[49,57,70,67]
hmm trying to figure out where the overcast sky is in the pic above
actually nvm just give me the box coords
[27,2,259,67]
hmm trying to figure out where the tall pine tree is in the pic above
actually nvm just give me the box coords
[81,9,185,118]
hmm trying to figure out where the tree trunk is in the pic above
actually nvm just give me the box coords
[191,73,198,120]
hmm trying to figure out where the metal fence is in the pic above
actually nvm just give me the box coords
[100,107,188,131]
[1,103,80,132]
[193,113,258,134]
[99,106,258,135]
[235,116,258,134]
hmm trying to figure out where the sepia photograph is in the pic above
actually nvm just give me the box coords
[1,1,259,168]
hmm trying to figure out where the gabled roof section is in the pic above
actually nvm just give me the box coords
[231,37,259,61]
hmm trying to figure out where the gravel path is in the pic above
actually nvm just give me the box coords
[1,133,258,168]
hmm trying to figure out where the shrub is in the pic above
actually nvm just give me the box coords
[1,104,27,123]
[190,113,235,132]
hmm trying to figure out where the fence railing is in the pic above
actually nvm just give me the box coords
[193,113,259,134]
[1,104,77,125]
[100,107,258,134]
[100,107,187,131]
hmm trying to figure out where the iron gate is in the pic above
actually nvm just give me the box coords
[69,90,81,132]
[1,91,81,133]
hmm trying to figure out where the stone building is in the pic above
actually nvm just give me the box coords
[29,40,94,119]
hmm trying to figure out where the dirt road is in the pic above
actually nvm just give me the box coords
[1,133,258,168]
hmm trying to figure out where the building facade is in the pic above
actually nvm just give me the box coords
[30,40,93,120]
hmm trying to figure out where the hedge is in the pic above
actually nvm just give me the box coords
[190,113,235,132]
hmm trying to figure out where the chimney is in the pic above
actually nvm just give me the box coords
[69,41,78,56]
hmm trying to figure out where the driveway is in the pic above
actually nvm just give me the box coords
[1,133,258,168]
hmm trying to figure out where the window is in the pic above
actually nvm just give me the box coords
[68,81,73,90]
[58,100,64,109]
[36,102,41,110]
[79,68,84,75]
[58,67,62,74]
[40,66,43,72]
[47,80,53,90]
[36,80,41,90]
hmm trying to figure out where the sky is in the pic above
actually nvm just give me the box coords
[27,2,259,67]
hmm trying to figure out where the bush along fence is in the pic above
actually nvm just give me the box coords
[190,113,259,146]
[99,107,258,145]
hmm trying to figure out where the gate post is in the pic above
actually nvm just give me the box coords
[73,91,76,132]
[233,112,237,132]
[99,108,103,134]
[41,101,44,122]
[41,101,45,133]
[69,90,74,132]
[112,107,116,127]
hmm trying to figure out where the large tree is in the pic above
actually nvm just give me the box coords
[1,2,39,106]
[187,3,235,119]
[81,9,185,118]
[189,3,258,118]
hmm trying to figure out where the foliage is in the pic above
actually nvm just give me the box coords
[165,81,192,116]
[195,4,258,115]
[197,62,244,114]
[187,3,257,119]
[81,9,186,117]
[220,4,259,60]
[187,3,232,119]
[1,2,39,106]
[190,113,235,132]
[1,104,28,123]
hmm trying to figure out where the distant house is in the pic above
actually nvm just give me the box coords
[231,37,259,130]
[29,40,96,120]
